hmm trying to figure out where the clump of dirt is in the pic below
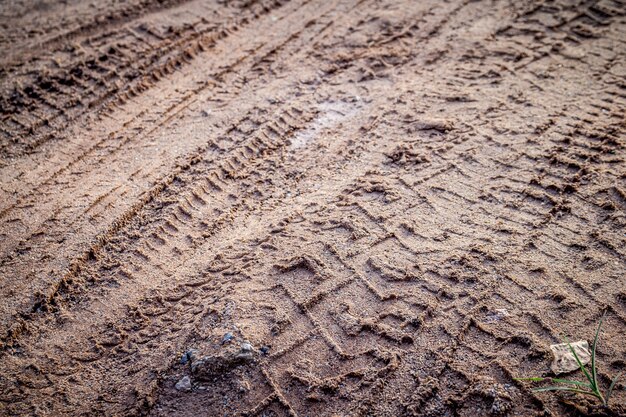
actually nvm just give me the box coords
[191,339,258,381]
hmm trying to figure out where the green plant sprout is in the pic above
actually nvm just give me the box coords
[515,311,622,408]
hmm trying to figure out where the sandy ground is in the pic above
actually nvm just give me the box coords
[0,0,625,416]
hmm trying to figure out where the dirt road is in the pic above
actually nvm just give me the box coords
[1,0,625,415]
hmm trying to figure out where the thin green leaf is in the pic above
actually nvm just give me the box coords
[564,335,594,386]
[605,372,622,405]
[591,311,606,388]
[532,386,599,398]
[551,378,592,388]
[514,377,546,382]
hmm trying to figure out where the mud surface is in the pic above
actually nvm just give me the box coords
[1,1,625,416]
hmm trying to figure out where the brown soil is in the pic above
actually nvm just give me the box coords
[1,0,625,416]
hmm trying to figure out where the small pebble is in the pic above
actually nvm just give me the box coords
[180,349,197,365]
[237,341,255,360]
[222,332,234,344]
[260,346,270,355]
[175,375,192,392]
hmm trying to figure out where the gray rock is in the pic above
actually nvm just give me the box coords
[175,375,192,392]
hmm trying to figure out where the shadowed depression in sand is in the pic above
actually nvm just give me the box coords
[0,0,625,416]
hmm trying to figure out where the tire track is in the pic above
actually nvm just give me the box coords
[0,0,360,350]
[0,0,290,159]
[0,0,625,416]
